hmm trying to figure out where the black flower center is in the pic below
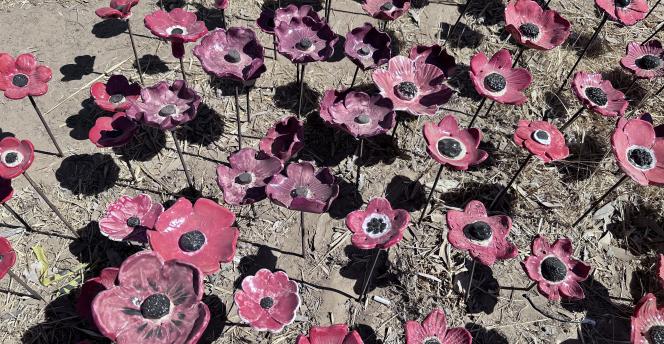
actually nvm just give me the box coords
[366,217,388,235]
[649,326,664,344]
[354,114,371,124]
[615,0,631,7]
[140,294,171,319]
[115,4,126,11]
[636,55,662,70]
[109,94,125,104]
[224,49,241,63]
[260,297,274,309]
[381,1,395,10]
[290,186,309,198]
[12,74,28,88]
[235,172,253,185]
[437,138,463,159]
[532,130,551,145]
[519,23,540,39]
[628,147,655,169]
[296,38,313,51]
[126,216,141,227]
[463,221,492,241]
[541,257,567,282]
[170,28,184,35]
[584,87,608,106]
[395,81,418,100]
[4,152,18,164]
[159,104,177,117]
[357,46,371,56]
[484,73,506,92]
[424,339,442,344]
[178,230,206,252]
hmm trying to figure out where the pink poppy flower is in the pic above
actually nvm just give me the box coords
[405,308,473,344]
[0,178,13,204]
[345,197,410,250]
[90,75,141,112]
[513,120,570,163]
[0,137,34,180]
[319,90,395,138]
[234,269,300,333]
[275,17,338,63]
[362,0,411,21]
[572,71,628,117]
[0,53,52,100]
[611,115,664,186]
[659,254,664,289]
[409,44,456,79]
[345,23,392,71]
[504,0,572,51]
[372,56,453,116]
[215,0,229,9]
[422,115,488,170]
[297,324,364,344]
[266,162,339,214]
[91,251,210,344]
[0,236,17,280]
[144,8,208,58]
[126,80,201,131]
[257,4,320,35]
[522,235,592,301]
[88,112,138,148]
[596,0,648,26]
[445,200,518,266]
[259,116,305,162]
[469,49,532,105]
[149,197,239,275]
[76,267,119,327]
[193,27,267,83]
[620,41,664,79]
[95,0,140,20]
[631,293,664,343]
[99,194,164,242]
[216,148,283,205]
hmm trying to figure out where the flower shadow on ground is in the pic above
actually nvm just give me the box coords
[112,125,167,162]
[339,245,400,296]
[384,175,426,212]
[438,22,483,49]
[564,29,606,59]
[55,153,121,196]
[602,67,648,102]
[260,0,324,12]
[68,221,143,267]
[156,0,187,10]
[553,132,608,183]
[65,99,105,141]
[465,0,505,25]
[448,63,484,102]
[135,54,170,75]
[234,245,279,289]
[199,294,227,344]
[193,3,226,31]
[543,89,571,120]
[439,182,513,215]
[300,112,357,166]
[606,202,664,256]
[457,259,499,314]
[629,254,663,302]
[174,102,225,146]
[464,323,509,344]
[328,178,363,219]
[60,55,97,82]
[274,81,321,120]
[355,323,383,344]
[91,18,127,39]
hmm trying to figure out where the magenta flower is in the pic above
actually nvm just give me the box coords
[423,115,488,170]
[88,112,138,148]
[257,4,320,35]
[595,0,648,26]
[611,115,664,186]
[76,267,119,327]
[372,56,453,116]
[234,269,301,333]
[275,16,338,63]
[362,0,411,21]
[216,148,283,205]
[98,194,164,242]
[319,90,395,138]
[127,80,201,131]
[631,293,664,344]
[144,8,208,58]
[259,116,305,162]
[0,236,16,281]
[513,120,570,163]
[95,0,139,20]
[409,44,456,79]
[215,0,229,9]
[659,254,664,289]
[571,71,627,117]
[0,137,35,180]
[0,178,14,205]
[346,197,410,250]
[91,251,210,344]
[620,41,664,79]
[345,23,392,71]
[504,0,571,51]
[266,162,339,214]
[297,324,364,344]
[405,308,473,344]
[90,75,141,112]
[469,49,532,105]
[0,53,52,100]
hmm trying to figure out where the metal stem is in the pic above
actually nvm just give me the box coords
[300,211,306,258]
[572,175,629,227]
[22,171,78,237]
[417,164,445,225]
[643,22,664,44]
[512,46,525,67]
[391,117,401,138]
[298,64,306,117]
[467,97,488,128]
[179,57,188,85]
[644,0,662,21]
[2,203,34,231]
[234,86,243,149]
[359,248,381,302]
[7,270,45,301]
[170,131,194,190]
[444,0,473,46]
[464,260,477,302]
[350,65,360,88]
[489,154,533,210]
[28,96,64,157]
[246,87,251,123]
[559,107,585,132]
[355,138,364,193]
[126,19,144,85]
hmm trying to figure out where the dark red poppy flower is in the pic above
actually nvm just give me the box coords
[505,0,571,51]
[149,197,239,275]
[346,197,409,250]
[423,115,488,170]
[522,235,591,301]
[470,49,532,105]
[409,44,456,79]
[127,80,201,131]
[99,194,163,242]
[91,251,210,344]
[620,41,664,79]
[257,5,320,35]
[89,112,138,148]
[215,0,229,9]
[405,308,473,344]
[572,71,627,117]
[234,269,300,333]
[0,178,14,204]
[345,23,391,71]
[297,324,364,344]
[0,236,17,280]
[611,115,664,186]
[373,56,453,116]
[275,17,338,63]
[362,0,411,21]
[144,8,208,58]
[659,254,664,289]
[90,75,141,112]
[319,90,395,138]
[631,293,664,343]
[0,137,34,180]
[216,148,283,205]
[76,267,119,327]
[267,162,339,214]
[259,116,305,162]
[596,0,648,26]
[95,0,139,20]
[514,120,569,163]
[0,53,52,100]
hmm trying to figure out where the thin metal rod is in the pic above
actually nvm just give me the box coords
[22,171,78,237]
[464,260,477,302]
[559,107,585,132]
[298,64,306,117]
[643,22,664,44]
[300,211,306,258]
[234,86,243,149]
[350,65,360,88]
[544,0,553,9]
[179,57,188,84]
[417,164,445,225]
[246,87,251,123]
[7,270,45,301]
[512,46,525,68]
[3,203,34,231]
[467,97,488,128]
[359,248,381,302]
[325,0,331,22]
[28,96,64,157]
[121,147,137,182]
[126,19,144,85]
[273,34,278,61]
[391,117,401,138]
[625,76,638,95]
[170,131,194,190]
[489,154,533,210]
[355,138,364,193]
[572,175,629,227]
[296,63,300,85]
[444,0,473,46]
[645,0,662,21]
[221,9,226,28]
[656,83,664,97]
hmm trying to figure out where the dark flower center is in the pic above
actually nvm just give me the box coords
[126,216,141,227]
[424,339,442,344]
[395,81,418,100]
[159,104,177,117]
[584,87,608,106]
[260,297,274,309]
[235,172,253,185]
[140,294,171,319]
[484,73,506,92]
[615,0,631,7]
[4,152,18,164]
[170,28,185,35]
[437,138,463,159]
[224,49,241,63]
[649,326,664,344]
[296,38,313,51]
[366,217,388,235]
[12,74,29,88]
[357,46,371,56]
[354,114,371,124]
[290,186,309,198]
[115,4,126,11]
[109,94,125,104]
[627,147,655,169]
[463,221,492,241]
[381,1,395,10]
[519,23,540,39]
[178,230,206,252]
[532,129,551,145]
[636,55,662,70]
[540,257,567,282]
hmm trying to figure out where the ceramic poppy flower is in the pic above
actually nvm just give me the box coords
[631,293,664,343]
[0,137,34,180]
[373,56,453,116]
[319,90,396,138]
[611,115,664,186]
[215,0,229,9]
[193,27,267,83]
[99,194,164,242]
[469,49,532,105]
[95,0,140,20]
[149,197,239,275]
[659,254,664,289]
[275,17,338,63]
[88,112,138,148]
[0,236,17,280]
[216,148,283,205]
[0,178,14,204]
[595,0,648,26]
[620,41,664,79]
[257,5,320,35]
[76,267,119,326]
[422,115,488,171]
[522,235,591,301]
[144,8,208,58]
[409,44,456,80]
[344,23,392,71]
[504,0,571,51]
[362,0,411,21]
[572,72,628,117]
[90,75,141,112]
[346,197,410,250]
[405,308,473,344]
[234,269,301,333]
[266,162,339,214]
[513,120,570,163]
[127,80,201,131]
[0,53,52,100]
[259,116,305,162]
[297,324,364,344]
[91,251,210,344]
